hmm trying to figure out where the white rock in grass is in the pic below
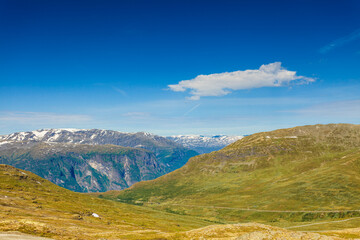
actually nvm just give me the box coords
[92,213,99,218]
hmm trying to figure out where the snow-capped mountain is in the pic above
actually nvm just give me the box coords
[0,129,197,192]
[0,129,175,150]
[167,135,243,154]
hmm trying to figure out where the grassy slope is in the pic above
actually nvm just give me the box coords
[0,164,212,239]
[0,165,342,240]
[101,124,360,231]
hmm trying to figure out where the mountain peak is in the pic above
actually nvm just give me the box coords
[0,128,173,147]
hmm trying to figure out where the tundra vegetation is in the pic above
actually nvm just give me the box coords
[2,124,360,239]
[101,124,360,238]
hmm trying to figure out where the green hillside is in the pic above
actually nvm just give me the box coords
[1,164,342,240]
[102,124,360,229]
[0,164,211,239]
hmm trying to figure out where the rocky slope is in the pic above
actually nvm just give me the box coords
[0,129,197,192]
[0,142,167,192]
[167,135,243,154]
[166,223,340,239]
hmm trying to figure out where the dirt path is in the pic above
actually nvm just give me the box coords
[286,217,360,229]
[0,232,53,240]
[153,203,360,230]
[158,203,360,213]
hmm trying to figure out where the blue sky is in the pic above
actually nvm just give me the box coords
[1,0,360,135]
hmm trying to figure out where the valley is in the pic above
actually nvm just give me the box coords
[2,124,360,239]
[3,1,357,238]
[99,124,360,236]
[0,164,344,239]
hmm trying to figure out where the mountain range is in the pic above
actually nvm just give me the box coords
[2,124,360,239]
[0,129,197,192]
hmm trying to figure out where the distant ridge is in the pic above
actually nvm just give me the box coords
[0,129,197,192]
[167,134,243,154]
[0,128,178,149]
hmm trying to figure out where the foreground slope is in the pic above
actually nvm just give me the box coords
[0,164,209,239]
[104,124,360,226]
[0,165,341,240]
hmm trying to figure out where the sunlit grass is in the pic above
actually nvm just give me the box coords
[102,124,360,237]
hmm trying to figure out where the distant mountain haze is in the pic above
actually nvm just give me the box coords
[167,135,243,154]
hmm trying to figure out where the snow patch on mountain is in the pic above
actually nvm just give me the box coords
[0,141,13,146]
[167,135,243,154]
[0,129,197,163]
[0,129,171,147]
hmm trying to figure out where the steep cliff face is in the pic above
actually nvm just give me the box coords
[0,129,198,173]
[0,142,166,192]
[0,129,198,192]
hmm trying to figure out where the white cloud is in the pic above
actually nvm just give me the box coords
[292,100,360,118]
[122,112,150,119]
[168,62,315,100]
[112,86,128,96]
[319,28,360,54]
[183,103,201,116]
